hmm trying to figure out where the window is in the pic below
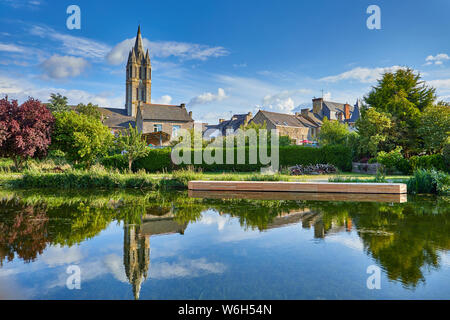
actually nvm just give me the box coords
[153,124,162,132]
[172,125,181,138]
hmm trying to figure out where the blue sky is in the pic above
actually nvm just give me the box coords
[1,0,450,123]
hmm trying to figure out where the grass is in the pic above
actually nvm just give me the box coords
[0,157,412,190]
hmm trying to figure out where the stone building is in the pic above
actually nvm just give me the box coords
[99,26,194,136]
[311,97,360,125]
[250,110,319,144]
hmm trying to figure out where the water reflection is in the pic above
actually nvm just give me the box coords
[0,189,448,298]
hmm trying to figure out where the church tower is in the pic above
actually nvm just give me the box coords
[123,224,150,300]
[126,26,151,117]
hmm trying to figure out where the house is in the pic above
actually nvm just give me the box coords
[204,112,252,139]
[136,103,194,142]
[98,26,194,138]
[311,97,360,125]
[250,110,319,144]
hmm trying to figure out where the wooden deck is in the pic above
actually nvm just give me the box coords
[188,190,407,203]
[188,181,407,194]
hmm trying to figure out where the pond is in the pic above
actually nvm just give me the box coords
[0,189,448,300]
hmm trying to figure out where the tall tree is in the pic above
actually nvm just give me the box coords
[46,93,70,114]
[116,124,150,171]
[364,68,436,156]
[0,97,54,170]
[52,111,112,168]
[356,108,392,157]
[75,102,102,120]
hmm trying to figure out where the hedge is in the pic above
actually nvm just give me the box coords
[102,145,353,173]
[409,154,448,173]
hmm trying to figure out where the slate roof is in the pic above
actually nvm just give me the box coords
[323,101,353,113]
[301,111,323,126]
[99,108,135,129]
[139,104,193,122]
[258,110,315,128]
[205,113,250,136]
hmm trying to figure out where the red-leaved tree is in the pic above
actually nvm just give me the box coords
[0,97,54,170]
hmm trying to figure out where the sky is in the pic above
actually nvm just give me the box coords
[1,0,450,124]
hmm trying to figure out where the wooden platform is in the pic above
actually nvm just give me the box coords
[188,181,407,194]
[188,190,407,203]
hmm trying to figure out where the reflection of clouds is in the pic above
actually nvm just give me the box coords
[149,258,226,279]
[41,245,83,267]
[326,235,364,251]
[200,212,229,231]
[104,254,127,283]
[46,254,127,289]
[441,253,450,267]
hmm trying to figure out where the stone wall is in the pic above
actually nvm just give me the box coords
[352,162,382,174]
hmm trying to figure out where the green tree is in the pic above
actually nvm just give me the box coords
[75,102,102,120]
[47,93,70,114]
[417,102,450,154]
[116,124,150,171]
[356,107,392,157]
[364,68,436,156]
[318,117,349,146]
[52,111,112,168]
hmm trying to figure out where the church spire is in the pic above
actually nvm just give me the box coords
[134,25,144,55]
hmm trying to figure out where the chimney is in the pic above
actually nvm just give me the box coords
[188,111,192,118]
[219,119,225,123]
[312,97,323,114]
[180,103,186,108]
[245,112,252,124]
[301,108,309,117]
[344,103,351,120]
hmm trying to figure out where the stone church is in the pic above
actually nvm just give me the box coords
[99,26,194,138]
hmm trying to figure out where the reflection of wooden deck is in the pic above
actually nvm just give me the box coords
[188,190,408,203]
[188,181,407,194]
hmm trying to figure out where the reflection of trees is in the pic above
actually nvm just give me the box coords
[308,197,450,287]
[0,189,448,288]
[0,199,49,265]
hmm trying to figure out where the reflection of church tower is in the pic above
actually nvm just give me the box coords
[123,224,150,300]
[125,25,152,117]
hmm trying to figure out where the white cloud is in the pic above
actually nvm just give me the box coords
[320,66,404,83]
[425,53,450,66]
[41,55,89,79]
[427,79,450,90]
[149,258,226,279]
[189,88,227,106]
[153,95,173,105]
[261,89,312,113]
[0,43,25,53]
[0,73,124,108]
[106,37,228,65]
[30,25,111,60]
[2,0,43,8]
[40,246,83,267]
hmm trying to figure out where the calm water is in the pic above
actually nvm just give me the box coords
[0,189,449,300]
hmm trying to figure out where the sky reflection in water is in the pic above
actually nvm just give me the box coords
[0,189,448,300]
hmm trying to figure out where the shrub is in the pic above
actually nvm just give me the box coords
[409,154,447,173]
[407,169,449,195]
[376,147,406,174]
[134,148,174,172]
[102,145,353,173]
[444,141,450,170]
[101,154,128,171]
